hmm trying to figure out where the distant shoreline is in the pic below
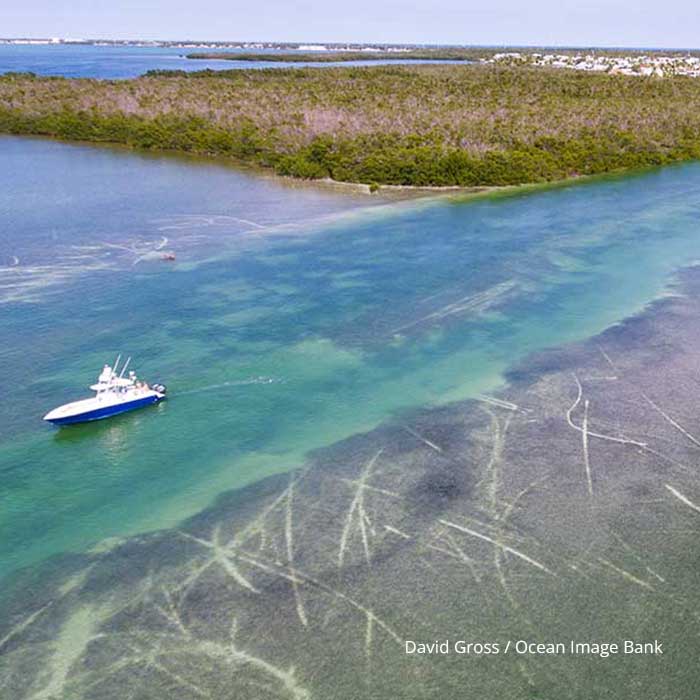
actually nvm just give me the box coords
[186,49,479,63]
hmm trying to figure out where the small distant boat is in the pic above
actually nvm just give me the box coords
[43,356,166,426]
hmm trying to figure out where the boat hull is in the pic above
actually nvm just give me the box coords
[45,394,164,425]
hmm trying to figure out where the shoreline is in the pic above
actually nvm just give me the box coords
[0,131,676,205]
[185,49,480,63]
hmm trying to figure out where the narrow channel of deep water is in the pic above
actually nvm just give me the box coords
[3,135,700,580]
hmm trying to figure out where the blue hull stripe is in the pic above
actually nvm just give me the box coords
[47,395,164,425]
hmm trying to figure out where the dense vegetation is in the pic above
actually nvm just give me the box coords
[2,64,700,187]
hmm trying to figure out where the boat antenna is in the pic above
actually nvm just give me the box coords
[119,357,131,379]
[112,354,121,379]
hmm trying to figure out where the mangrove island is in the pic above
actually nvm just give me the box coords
[2,63,700,187]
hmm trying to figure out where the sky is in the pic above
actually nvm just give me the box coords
[2,1,700,49]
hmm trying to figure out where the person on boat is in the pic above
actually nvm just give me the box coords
[98,365,112,384]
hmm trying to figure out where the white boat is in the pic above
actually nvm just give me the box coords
[43,356,166,426]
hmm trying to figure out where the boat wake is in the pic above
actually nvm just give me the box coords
[0,260,111,305]
[176,376,284,396]
[153,214,267,232]
[2,198,427,304]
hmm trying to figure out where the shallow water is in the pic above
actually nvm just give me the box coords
[0,43,468,78]
[3,135,700,581]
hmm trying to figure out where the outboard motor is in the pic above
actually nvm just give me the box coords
[151,383,167,395]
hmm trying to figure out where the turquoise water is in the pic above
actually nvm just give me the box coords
[0,44,467,78]
[3,135,700,579]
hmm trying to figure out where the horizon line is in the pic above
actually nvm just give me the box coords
[1,36,700,52]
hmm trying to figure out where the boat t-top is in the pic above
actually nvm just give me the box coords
[43,356,166,426]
